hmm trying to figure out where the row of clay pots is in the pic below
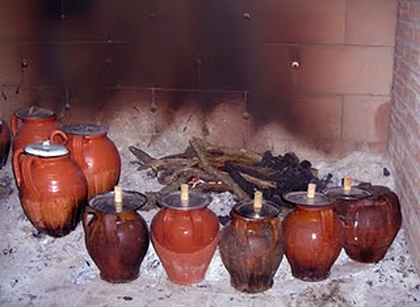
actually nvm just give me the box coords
[9,106,121,237]
[84,182,402,294]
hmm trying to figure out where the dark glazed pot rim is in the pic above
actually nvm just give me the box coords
[322,186,371,201]
[88,190,147,213]
[14,107,56,119]
[62,123,108,136]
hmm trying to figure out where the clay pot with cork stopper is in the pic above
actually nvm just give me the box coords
[12,141,87,237]
[11,107,60,154]
[323,176,402,263]
[150,184,220,285]
[282,183,343,281]
[219,191,284,293]
[83,186,149,283]
[50,123,121,198]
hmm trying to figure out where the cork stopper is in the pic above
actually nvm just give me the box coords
[343,176,352,193]
[307,183,316,199]
[253,191,263,212]
[114,186,123,213]
[180,183,189,206]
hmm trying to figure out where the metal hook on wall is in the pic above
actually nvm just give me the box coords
[291,43,301,71]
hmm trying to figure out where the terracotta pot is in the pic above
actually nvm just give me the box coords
[282,190,343,281]
[13,142,87,237]
[83,190,149,283]
[219,199,284,293]
[11,107,60,154]
[0,119,11,169]
[50,124,121,198]
[151,191,219,285]
[324,184,402,263]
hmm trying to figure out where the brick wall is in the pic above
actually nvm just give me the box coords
[389,0,420,271]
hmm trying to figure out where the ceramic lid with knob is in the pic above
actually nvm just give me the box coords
[88,189,147,213]
[322,176,371,201]
[62,123,108,136]
[233,191,280,220]
[14,107,56,119]
[283,183,331,207]
[159,184,212,210]
[24,141,69,157]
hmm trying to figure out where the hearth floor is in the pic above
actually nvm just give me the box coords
[1,151,420,307]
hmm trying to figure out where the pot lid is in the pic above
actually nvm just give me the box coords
[62,123,108,136]
[24,141,69,157]
[322,186,371,200]
[233,199,280,219]
[283,191,331,207]
[88,190,147,213]
[159,190,212,210]
[15,107,56,119]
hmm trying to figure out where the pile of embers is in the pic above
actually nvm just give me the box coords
[129,137,332,210]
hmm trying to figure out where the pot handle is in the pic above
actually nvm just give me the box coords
[10,113,20,137]
[83,206,97,232]
[12,148,25,188]
[50,130,68,145]
[320,208,334,240]
[73,135,88,169]
[190,209,204,245]
[21,155,40,197]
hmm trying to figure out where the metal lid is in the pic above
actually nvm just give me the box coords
[283,191,331,207]
[24,141,69,157]
[322,186,371,201]
[159,190,212,210]
[15,107,56,119]
[88,190,147,213]
[233,199,280,219]
[62,123,108,136]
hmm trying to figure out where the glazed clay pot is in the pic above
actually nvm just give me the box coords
[13,142,87,237]
[219,199,284,293]
[83,190,149,283]
[11,107,60,154]
[151,191,219,285]
[0,119,11,169]
[324,184,402,263]
[50,124,121,198]
[282,190,343,281]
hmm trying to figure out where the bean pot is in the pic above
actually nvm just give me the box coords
[282,190,343,281]
[151,191,219,285]
[13,141,87,237]
[324,183,402,263]
[50,123,121,198]
[11,107,60,154]
[219,199,284,293]
[83,190,149,283]
[0,118,11,168]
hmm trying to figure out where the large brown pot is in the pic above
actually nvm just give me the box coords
[324,183,402,263]
[50,124,121,198]
[13,142,87,237]
[83,190,149,283]
[151,190,219,285]
[11,107,60,154]
[219,198,284,293]
[0,119,11,169]
[282,189,343,281]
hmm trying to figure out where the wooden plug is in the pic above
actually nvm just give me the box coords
[114,185,123,213]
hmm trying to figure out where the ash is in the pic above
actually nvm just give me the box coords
[0,146,419,307]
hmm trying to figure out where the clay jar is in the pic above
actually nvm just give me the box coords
[0,119,11,168]
[11,107,60,154]
[151,190,219,285]
[324,183,402,263]
[50,124,121,198]
[219,199,284,293]
[13,141,87,237]
[282,188,343,281]
[83,190,149,283]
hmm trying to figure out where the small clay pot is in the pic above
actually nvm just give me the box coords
[151,191,219,285]
[324,184,402,263]
[282,190,343,281]
[13,141,87,237]
[219,199,284,293]
[50,123,121,198]
[83,190,149,283]
[0,119,11,169]
[11,107,60,154]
